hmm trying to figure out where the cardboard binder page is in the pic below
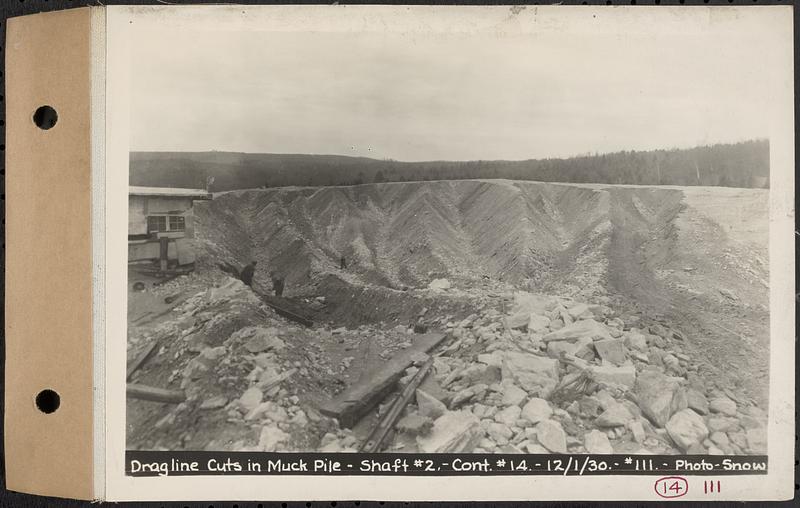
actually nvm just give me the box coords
[103,5,794,501]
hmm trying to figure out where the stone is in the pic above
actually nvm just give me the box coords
[624,331,648,352]
[200,395,228,410]
[595,403,634,428]
[634,370,686,427]
[243,329,286,354]
[739,415,762,430]
[707,416,739,433]
[707,445,725,455]
[709,397,737,417]
[525,443,551,454]
[567,303,590,319]
[396,413,434,436]
[501,351,559,395]
[428,279,451,291]
[501,383,527,407]
[745,428,767,453]
[591,364,637,389]
[258,426,290,452]
[505,313,531,330]
[666,409,709,451]
[416,411,483,453]
[494,405,522,427]
[594,338,627,366]
[528,315,551,332]
[486,423,514,444]
[543,319,613,343]
[238,387,263,411]
[546,336,593,358]
[535,419,567,453]
[686,389,709,415]
[521,397,553,425]
[630,420,647,443]
[416,389,448,420]
[584,430,614,454]
[710,431,729,447]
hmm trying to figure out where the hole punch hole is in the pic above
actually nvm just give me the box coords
[33,105,58,130]
[35,389,60,414]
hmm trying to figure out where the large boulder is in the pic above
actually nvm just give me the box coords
[666,409,708,451]
[595,402,634,428]
[634,370,687,427]
[543,319,613,343]
[500,382,527,407]
[501,351,559,395]
[416,411,483,453]
[528,315,551,332]
[709,397,737,417]
[686,388,709,415]
[416,389,447,420]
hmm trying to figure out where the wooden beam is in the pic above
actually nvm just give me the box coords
[318,332,447,428]
[126,339,160,381]
[127,383,185,404]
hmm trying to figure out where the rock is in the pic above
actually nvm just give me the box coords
[525,443,551,453]
[745,428,766,453]
[535,419,567,453]
[584,430,614,454]
[630,420,647,443]
[686,389,709,415]
[546,337,592,358]
[200,346,227,361]
[428,279,451,291]
[505,312,531,330]
[595,403,634,428]
[416,411,483,453]
[258,426,290,451]
[501,351,559,395]
[543,319,613,343]
[567,303,590,319]
[666,409,708,451]
[476,353,503,368]
[238,387,263,411]
[494,405,522,427]
[707,416,739,433]
[486,423,513,444]
[739,415,761,430]
[416,389,447,420]
[710,431,729,447]
[243,328,286,353]
[593,338,627,366]
[501,383,527,407]
[634,370,686,427]
[709,397,737,417]
[200,395,228,410]
[707,445,725,455]
[528,315,551,332]
[521,397,553,424]
[624,331,648,352]
[396,413,434,436]
[591,364,636,389]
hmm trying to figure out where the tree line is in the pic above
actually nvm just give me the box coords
[130,139,769,191]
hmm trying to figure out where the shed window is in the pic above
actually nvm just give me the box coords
[147,215,185,233]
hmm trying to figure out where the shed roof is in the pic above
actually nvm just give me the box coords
[129,186,211,199]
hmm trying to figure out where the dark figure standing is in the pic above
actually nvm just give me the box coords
[240,261,257,287]
[270,270,285,297]
[340,256,347,270]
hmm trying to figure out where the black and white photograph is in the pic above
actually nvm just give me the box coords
[124,6,776,460]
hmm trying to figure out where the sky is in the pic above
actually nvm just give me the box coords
[128,9,777,162]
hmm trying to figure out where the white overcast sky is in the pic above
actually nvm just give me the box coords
[128,7,780,161]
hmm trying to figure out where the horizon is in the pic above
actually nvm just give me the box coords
[130,137,768,164]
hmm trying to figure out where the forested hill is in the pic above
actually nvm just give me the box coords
[130,139,769,191]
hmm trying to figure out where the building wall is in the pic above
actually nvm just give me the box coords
[128,195,196,237]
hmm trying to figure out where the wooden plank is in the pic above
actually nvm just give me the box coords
[127,383,186,404]
[256,292,314,327]
[318,332,447,427]
[126,339,160,381]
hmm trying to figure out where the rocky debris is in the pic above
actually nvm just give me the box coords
[494,405,522,427]
[543,319,612,343]
[595,402,634,428]
[200,395,228,410]
[593,338,627,366]
[535,419,567,453]
[521,398,553,425]
[416,389,447,419]
[501,382,527,407]
[709,397,737,417]
[238,387,264,411]
[396,414,434,436]
[584,430,614,453]
[416,411,483,453]
[259,425,290,451]
[634,370,686,427]
[591,364,636,389]
[428,279,451,291]
[686,388,709,415]
[501,351,559,396]
[666,409,709,451]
